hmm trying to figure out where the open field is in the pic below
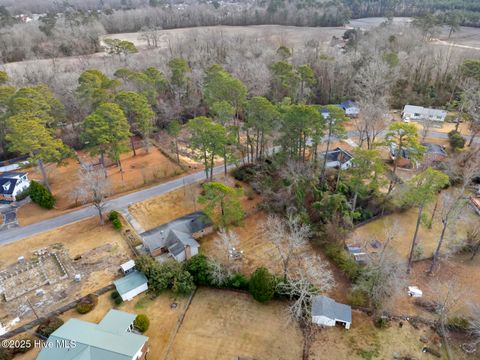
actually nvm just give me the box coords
[0,217,131,331]
[17,146,182,226]
[168,287,303,360]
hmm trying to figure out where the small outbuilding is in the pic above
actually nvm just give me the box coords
[120,260,136,275]
[311,295,352,329]
[114,270,148,301]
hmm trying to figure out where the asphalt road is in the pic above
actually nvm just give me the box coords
[0,163,227,244]
[0,129,476,245]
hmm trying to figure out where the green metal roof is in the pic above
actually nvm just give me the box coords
[113,271,148,296]
[37,310,148,360]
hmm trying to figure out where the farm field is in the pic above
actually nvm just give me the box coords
[17,146,182,226]
[0,217,131,331]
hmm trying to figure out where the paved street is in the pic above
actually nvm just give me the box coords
[0,128,476,245]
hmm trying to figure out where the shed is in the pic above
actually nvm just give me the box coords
[120,260,136,274]
[311,295,352,329]
[114,271,148,301]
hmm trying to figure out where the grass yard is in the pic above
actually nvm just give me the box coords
[18,146,182,226]
[200,212,350,302]
[167,287,303,360]
[129,176,260,232]
[310,311,449,360]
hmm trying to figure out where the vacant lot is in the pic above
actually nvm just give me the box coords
[310,310,450,359]
[168,287,303,360]
[129,176,260,231]
[0,217,131,330]
[17,147,182,225]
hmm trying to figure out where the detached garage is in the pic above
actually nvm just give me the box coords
[114,271,148,301]
[311,295,352,330]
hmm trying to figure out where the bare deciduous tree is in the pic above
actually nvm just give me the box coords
[259,214,311,280]
[76,164,112,224]
[214,229,240,272]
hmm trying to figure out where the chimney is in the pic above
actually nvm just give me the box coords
[185,245,192,260]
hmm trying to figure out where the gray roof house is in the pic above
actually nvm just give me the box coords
[402,105,447,122]
[37,309,149,360]
[141,211,213,262]
[311,295,352,329]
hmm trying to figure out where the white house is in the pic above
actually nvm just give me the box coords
[0,172,30,202]
[338,101,360,117]
[120,260,136,275]
[311,295,352,329]
[324,147,354,170]
[114,271,148,301]
[402,105,447,123]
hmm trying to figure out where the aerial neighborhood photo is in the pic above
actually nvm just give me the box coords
[0,0,480,359]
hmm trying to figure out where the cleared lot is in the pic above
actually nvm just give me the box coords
[168,287,303,360]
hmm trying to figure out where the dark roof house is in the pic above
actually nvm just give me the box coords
[0,172,30,202]
[141,211,213,262]
[324,147,354,170]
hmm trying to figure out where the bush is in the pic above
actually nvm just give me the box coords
[448,130,465,150]
[37,317,64,338]
[11,335,35,354]
[249,267,276,303]
[0,348,12,360]
[15,188,30,201]
[447,316,470,331]
[111,290,120,300]
[112,218,122,230]
[374,316,390,329]
[134,314,150,333]
[29,181,55,209]
[228,272,250,290]
[76,294,98,314]
[232,164,256,182]
[348,288,367,307]
[172,270,195,295]
[324,243,362,281]
[108,211,119,222]
[184,255,211,286]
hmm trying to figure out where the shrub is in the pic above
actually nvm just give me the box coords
[172,270,195,295]
[76,293,98,314]
[134,314,150,333]
[111,290,120,300]
[232,164,256,182]
[184,255,211,286]
[228,272,250,290]
[114,296,123,305]
[29,181,55,209]
[324,243,362,281]
[447,316,470,331]
[108,211,119,222]
[374,316,390,329]
[37,317,64,338]
[0,348,12,360]
[15,188,30,201]
[448,130,465,151]
[249,267,276,303]
[11,334,35,354]
[348,288,367,307]
[112,218,122,230]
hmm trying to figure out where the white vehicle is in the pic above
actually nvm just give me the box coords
[407,286,423,298]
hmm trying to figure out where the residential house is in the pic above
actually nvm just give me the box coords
[324,147,354,170]
[0,172,30,202]
[389,142,447,168]
[37,309,149,360]
[114,271,148,301]
[141,211,213,262]
[311,295,352,329]
[338,100,360,117]
[402,105,447,123]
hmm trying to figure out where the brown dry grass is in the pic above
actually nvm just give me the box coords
[129,176,260,232]
[0,217,131,327]
[60,290,188,359]
[167,287,303,360]
[310,310,449,359]
[17,147,182,226]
